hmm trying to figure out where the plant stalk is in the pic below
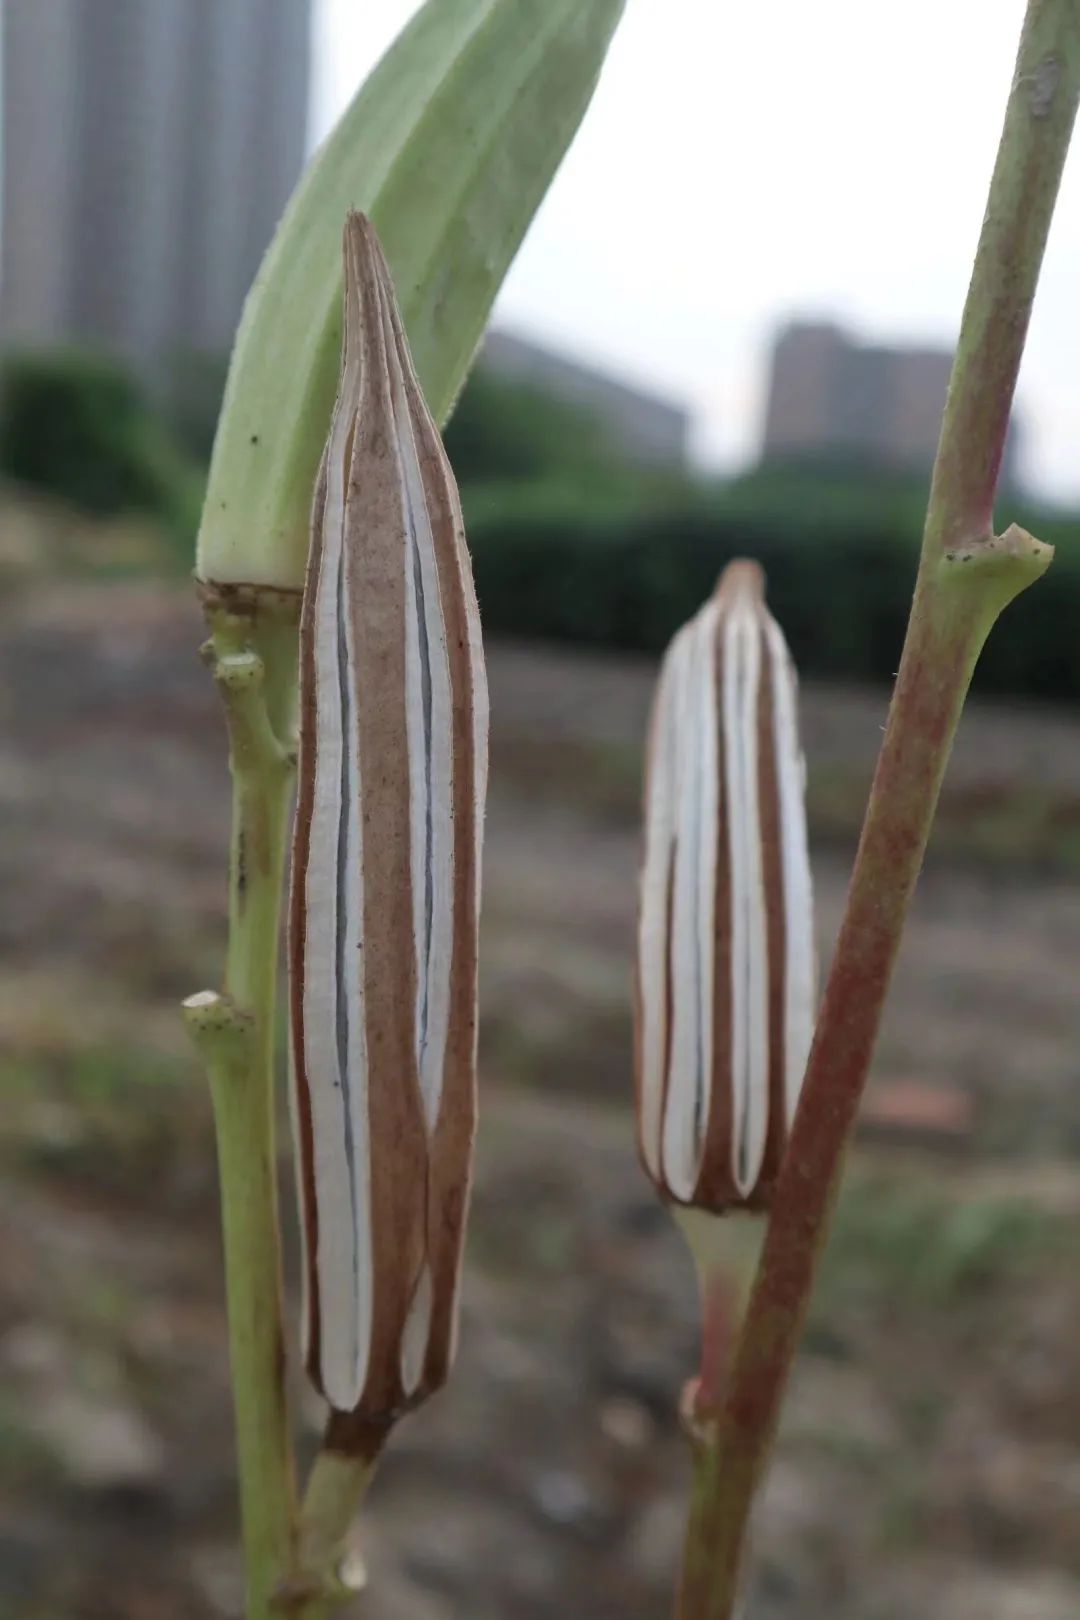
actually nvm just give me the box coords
[185,589,301,1620]
[676,4,1078,1615]
[281,1420,389,1619]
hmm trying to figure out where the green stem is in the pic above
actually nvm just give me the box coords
[290,1450,382,1617]
[676,4,1079,1616]
[185,589,301,1620]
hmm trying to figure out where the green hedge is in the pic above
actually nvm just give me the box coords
[0,349,203,551]
[464,474,1080,701]
[443,370,625,486]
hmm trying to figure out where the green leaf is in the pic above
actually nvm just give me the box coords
[197,0,625,589]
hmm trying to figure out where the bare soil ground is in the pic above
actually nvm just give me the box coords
[1,580,1079,1620]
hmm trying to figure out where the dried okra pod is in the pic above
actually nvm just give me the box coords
[635,561,814,1213]
[288,213,488,1422]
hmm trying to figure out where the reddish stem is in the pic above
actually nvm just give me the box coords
[675,4,1079,1615]
[694,1262,735,1424]
[677,591,987,1619]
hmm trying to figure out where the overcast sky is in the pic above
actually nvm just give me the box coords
[312,1,1080,503]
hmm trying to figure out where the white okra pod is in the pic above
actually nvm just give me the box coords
[289,213,488,1424]
[635,561,814,1212]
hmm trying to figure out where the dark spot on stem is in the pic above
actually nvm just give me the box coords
[236,829,247,901]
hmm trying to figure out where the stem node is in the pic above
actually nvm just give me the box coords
[184,601,301,1619]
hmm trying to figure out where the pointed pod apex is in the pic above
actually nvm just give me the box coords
[288,212,488,1425]
[635,561,815,1214]
[713,558,766,606]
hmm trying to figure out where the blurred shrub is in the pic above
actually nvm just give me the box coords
[0,348,202,552]
[813,1169,1064,1316]
[465,467,1080,700]
[166,349,229,462]
[444,369,626,485]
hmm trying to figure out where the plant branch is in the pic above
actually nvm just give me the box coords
[185,589,301,1620]
[676,4,1079,1615]
[279,1420,389,1619]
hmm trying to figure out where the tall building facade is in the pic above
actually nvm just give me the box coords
[762,320,982,476]
[1,0,311,368]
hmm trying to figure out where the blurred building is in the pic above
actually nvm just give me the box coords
[0,0,311,369]
[482,329,691,468]
[761,320,1021,483]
